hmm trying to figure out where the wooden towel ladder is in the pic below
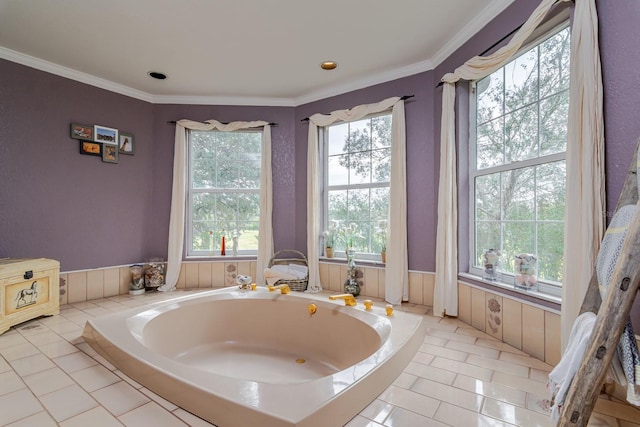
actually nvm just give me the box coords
[558,138,640,426]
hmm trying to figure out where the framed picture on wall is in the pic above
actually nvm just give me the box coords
[79,140,102,156]
[102,144,118,163]
[94,125,118,145]
[118,132,135,155]
[70,123,93,140]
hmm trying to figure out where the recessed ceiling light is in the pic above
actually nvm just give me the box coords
[148,71,167,80]
[320,61,338,70]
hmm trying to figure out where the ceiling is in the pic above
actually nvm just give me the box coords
[0,0,514,106]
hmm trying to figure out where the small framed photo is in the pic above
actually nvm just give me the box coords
[102,144,118,163]
[79,140,102,156]
[94,125,118,145]
[118,132,135,155]
[71,123,93,140]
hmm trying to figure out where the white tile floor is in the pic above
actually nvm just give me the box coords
[0,290,639,427]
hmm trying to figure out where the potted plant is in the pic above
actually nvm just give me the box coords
[322,222,338,258]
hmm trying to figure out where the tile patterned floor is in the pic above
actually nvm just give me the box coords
[0,290,639,427]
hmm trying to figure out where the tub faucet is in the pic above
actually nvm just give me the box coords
[329,294,357,307]
[267,284,291,294]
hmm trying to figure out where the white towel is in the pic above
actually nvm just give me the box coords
[547,311,597,423]
[271,264,308,279]
[263,268,299,286]
[286,263,308,278]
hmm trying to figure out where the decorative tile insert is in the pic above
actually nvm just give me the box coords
[486,294,503,340]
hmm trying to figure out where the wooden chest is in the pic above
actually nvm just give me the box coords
[0,258,60,335]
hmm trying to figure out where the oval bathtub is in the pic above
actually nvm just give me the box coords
[82,288,427,427]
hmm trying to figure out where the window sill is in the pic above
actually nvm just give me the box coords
[185,256,257,262]
[459,272,562,307]
[319,257,386,267]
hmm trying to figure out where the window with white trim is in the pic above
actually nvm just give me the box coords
[470,25,570,297]
[187,129,261,256]
[323,113,391,260]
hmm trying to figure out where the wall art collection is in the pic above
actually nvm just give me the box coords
[70,123,135,164]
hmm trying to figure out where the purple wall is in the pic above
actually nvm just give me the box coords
[597,0,640,330]
[0,60,155,271]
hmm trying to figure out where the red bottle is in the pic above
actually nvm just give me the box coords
[221,233,226,256]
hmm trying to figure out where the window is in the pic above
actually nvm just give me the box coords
[187,129,262,256]
[470,25,570,297]
[323,113,391,259]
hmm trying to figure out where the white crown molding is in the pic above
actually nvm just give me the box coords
[1,0,514,108]
[430,0,516,69]
[151,94,295,107]
[0,46,155,103]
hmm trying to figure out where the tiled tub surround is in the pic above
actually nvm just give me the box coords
[1,291,639,426]
[83,288,427,427]
[60,262,562,366]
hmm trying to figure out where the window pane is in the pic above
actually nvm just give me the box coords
[537,222,564,282]
[349,153,371,185]
[371,148,391,183]
[370,187,389,220]
[348,119,371,153]
[503,221,535,274]
[347,189,371,223]
[540,28,571,98]
[327,154,349,186]
[540,92,569,156]
[213,193,237,225]
[371,115,392,150]
[477,70,504,124]
[348,222,368,253]
[328,123,348,156]
[216,159,239,188]
[477,118,504,169]
[192,222,215,252]
[191,133,217,189]
[236,222,260,251]
[476,221,501,268]
[237,193,260,223]
[502,167,535,221]
[505,104,538,163]
[504,47,538,113]
[328,190,347,224]
[537,161,566,221]
[192,193,215,223]
[475,174,501,221]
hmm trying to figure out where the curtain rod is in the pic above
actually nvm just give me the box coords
[167,120,277,126]
[435,0,570,89]
[300,94,415,122]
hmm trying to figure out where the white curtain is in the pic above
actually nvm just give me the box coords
[164,119,273,290]
[561,0,605,350]
[306,97,408,302]
[433,0,603,318]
